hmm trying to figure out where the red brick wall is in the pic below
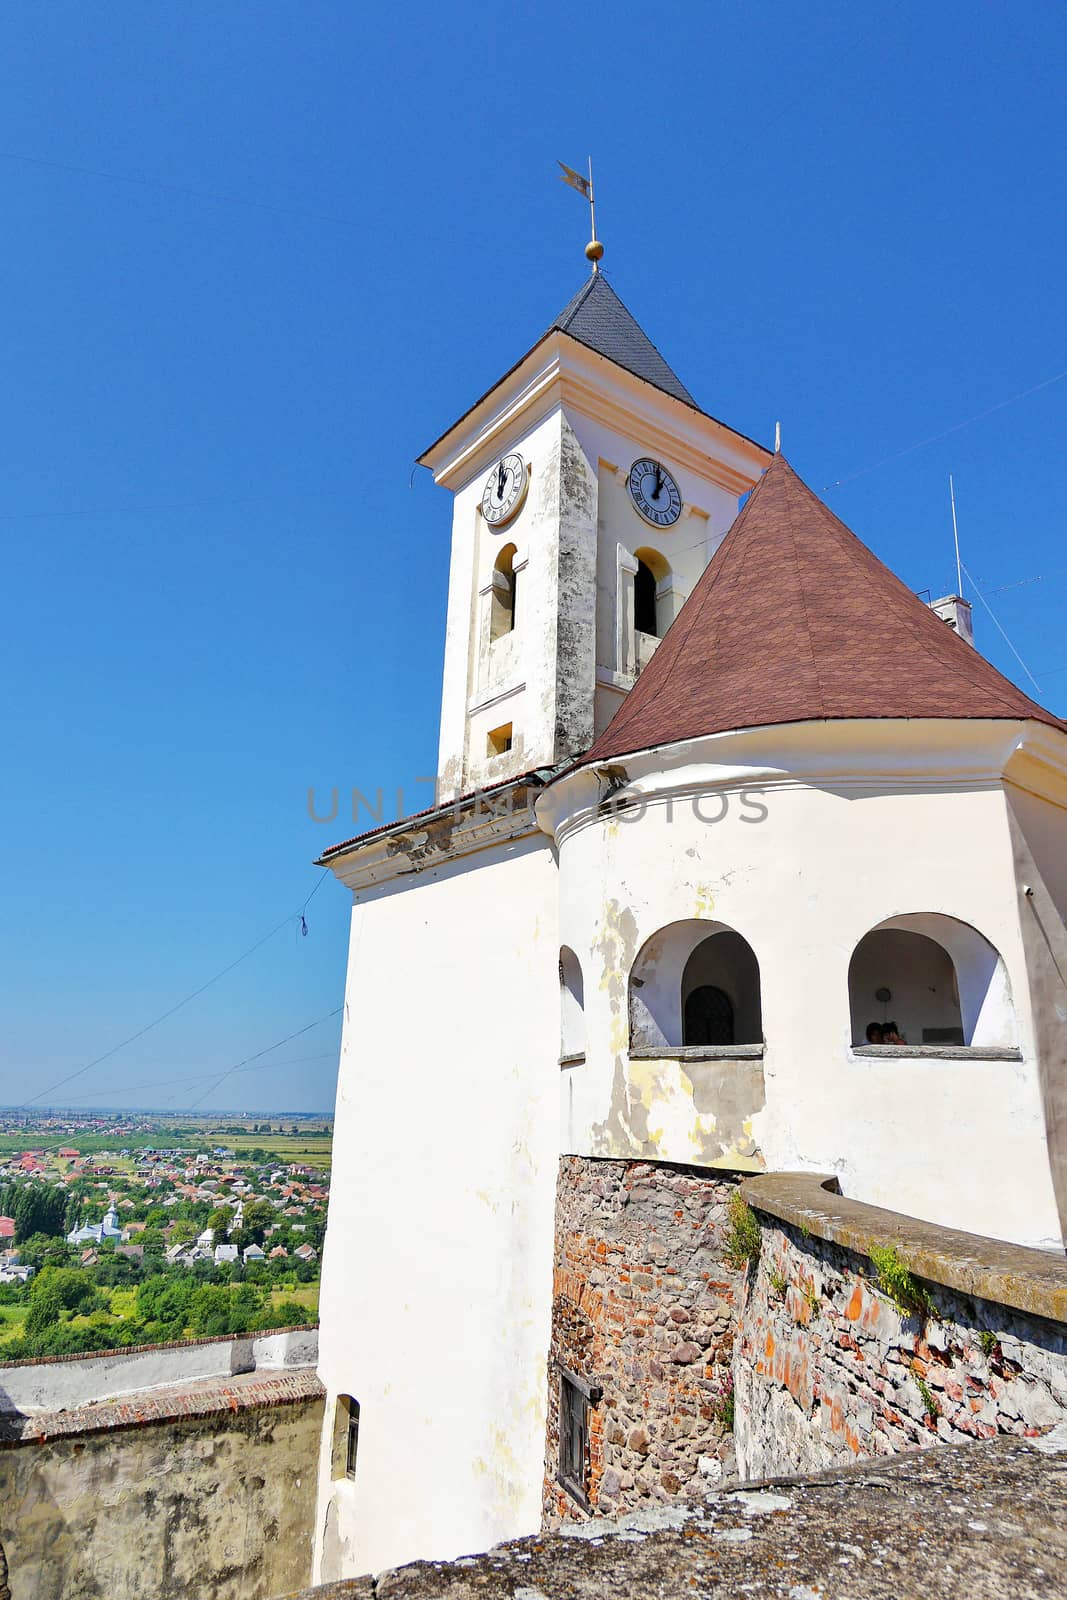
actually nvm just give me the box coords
[542,1156,744,1526]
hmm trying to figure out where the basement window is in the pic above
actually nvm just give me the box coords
[557,1365,601,1509]
[487,722,513,757]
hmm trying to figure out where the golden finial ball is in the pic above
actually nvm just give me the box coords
[585,238,604,264]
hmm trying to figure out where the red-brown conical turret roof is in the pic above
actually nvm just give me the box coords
[585,454,1065,765]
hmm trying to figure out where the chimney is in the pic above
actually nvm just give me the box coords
[929,594,975,647]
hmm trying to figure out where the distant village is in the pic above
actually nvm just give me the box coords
[0,1112,330,1355]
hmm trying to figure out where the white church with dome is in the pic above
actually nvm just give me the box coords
[309,266,1067,1583]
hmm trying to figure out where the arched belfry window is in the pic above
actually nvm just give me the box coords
[490,543,518,640]
[634,559,657,636]
[629,920,763,1052]
[633,547,670,639]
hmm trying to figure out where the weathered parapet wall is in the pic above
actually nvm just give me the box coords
[0,1323,317,1413]
[288,1428,1067,1600]
[543,1156,743,1525]
[734,1173,1067,1478]
[0,1368,324,1600]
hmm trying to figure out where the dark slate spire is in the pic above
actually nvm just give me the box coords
[549,275,696,407]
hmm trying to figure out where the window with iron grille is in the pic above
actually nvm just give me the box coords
[684,983,735,1046]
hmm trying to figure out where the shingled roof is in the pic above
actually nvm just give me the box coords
[549,274,696,406]
[584,454,1065,765]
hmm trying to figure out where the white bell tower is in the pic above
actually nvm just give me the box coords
[417,275,771,801]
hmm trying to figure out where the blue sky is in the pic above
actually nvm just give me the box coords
[1,2,1064,1113]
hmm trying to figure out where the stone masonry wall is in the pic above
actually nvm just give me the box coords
[543,1156,744,1526]
[735,1202,1067,1479]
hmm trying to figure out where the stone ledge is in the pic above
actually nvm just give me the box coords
[289,1428,1067,1599]
[0,1367,324,1446]
[740,1171,1067,1322]
[629,1044,764,1061]
[850,1044,1023,1061]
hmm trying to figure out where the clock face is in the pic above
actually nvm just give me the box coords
[481,453,529,527]
[629,458,682,528]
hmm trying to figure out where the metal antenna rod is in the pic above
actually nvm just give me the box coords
[587,157,599,274]
[949,473,963,596]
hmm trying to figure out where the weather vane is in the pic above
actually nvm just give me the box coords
[558,158,603,273]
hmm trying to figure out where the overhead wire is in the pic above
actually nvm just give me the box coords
[822,369,1067,491]
[183,1008,343,1113]
[48,1052,339,1106]
[19,870,332,1109]
[961,561,1044,694]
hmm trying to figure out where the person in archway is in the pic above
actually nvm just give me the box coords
[884,1021,907,1044]
[865,1022,884,1044]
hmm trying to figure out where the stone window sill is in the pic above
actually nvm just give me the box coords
[559,1052,586,1069]
[850,1044,1023,1062]
[629,1044,765,1062]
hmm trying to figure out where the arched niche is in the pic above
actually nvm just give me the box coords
[629,919,763,1051]
[559,946,586,1063]
[848,912,1017,1049]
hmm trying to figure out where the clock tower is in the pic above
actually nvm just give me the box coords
[418,274,771,801]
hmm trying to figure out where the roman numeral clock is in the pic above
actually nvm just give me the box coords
[629,457,682,528]
[481,453,529,527]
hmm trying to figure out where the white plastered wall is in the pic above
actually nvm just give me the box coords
[544,725,1063,1249]
[438,407,570,798]
[313,832,559,1579]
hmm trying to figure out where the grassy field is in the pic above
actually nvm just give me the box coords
[0,1125,332,1170]
[267,1281,319,1319]
[0,1303,26,1336]
[219,1134,331,1171]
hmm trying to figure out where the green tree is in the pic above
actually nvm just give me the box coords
[18,1233,76,1272]
[188,1284,231,1337]
[31,1267,99,1314]
[25,1285,63,1339]
[206,1207,232,1243]
[274,1299,306,1326]
[239,1200,274,1245]
[12,1182,67,1243]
